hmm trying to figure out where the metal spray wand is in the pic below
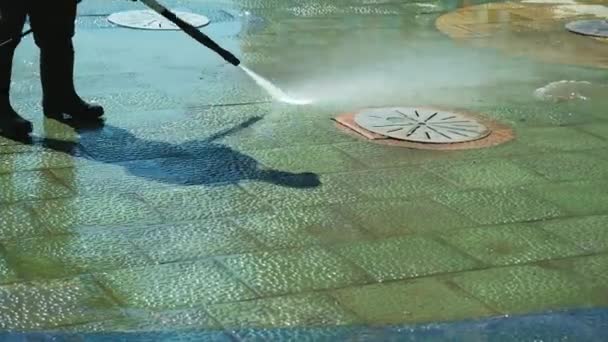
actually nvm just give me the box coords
[0,0,241,66]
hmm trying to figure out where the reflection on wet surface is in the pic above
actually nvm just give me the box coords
[1,0,608,337]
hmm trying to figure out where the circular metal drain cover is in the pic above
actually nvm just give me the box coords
[354,107,490,144]
[566,19,608,38]
[108,10,210,30]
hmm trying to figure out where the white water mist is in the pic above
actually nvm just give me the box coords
[240,65,313,105]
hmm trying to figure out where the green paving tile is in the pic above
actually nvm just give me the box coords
[60,308,221,332]
[515,126,608,152]
[548,254,608,287]
[525,181,608,216]
[432,189,564,225]
[536,216,608,253]
[436,139,543,161]
[0,276,121,330]
[513,152,608,182]
[0,144,39,155]
[127,219,263,263]
[577,123,608,140]
[219,117,353,150]
[426,159,546,188]
[240,174,361,208]
[50,164,174,197]
[338,199,476,238]
[31,194,163,233]
[233,206,371,249]
[0,152,76,174]
[586,148,608,161]
[96,260,255,310]
[247,145,365,174]
[220,247,371,296]
[335,236,481,282]
[451,265,602,314]
[0,256,18,285]
[137,185,271,222]
[207,293,359,329]
[439,223,584,266]
[0,170,74,204]
[341,167,460,200]
[331,278,495,325]
[0,203,48,240]
[329,142,440,168]
[4,232,152,279]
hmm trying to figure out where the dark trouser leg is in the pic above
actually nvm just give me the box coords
[30,0,104,121]
[0,2,33,135]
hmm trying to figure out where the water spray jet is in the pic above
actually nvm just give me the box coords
[137,0,312,105]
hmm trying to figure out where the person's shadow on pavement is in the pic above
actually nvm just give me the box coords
[3,116,321,189]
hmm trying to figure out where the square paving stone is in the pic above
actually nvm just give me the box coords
[0,170,74,204]
[330,278,495,325]
[451,265,601,314]
[333,142,448,168]
[0,256,18,285]
[60,307,221,332]
[0,276,121,330]
[536,215,608,253]
[232,206,371,249]
[577,123,608,140]
[137,185,271,222]
[4,232,152,280]
[219,247,371,296]
[439,223,584,266]
[338,199,476,238]
[548,254,608,287]
[525,181,608,216]
[240,174,362,208]
[101,90,182,112]
[0,203,48,241]
[515,127,608,152]
[247,145,366,174]
[207,293,360,329]
[0,151,76,174]
[31,194,163,233]
[425,159,547,189]
[513,152,608,182]
[432,189,564,225]
[341,167,460,200]
[127,219,263,263]
[49,163,174,197]
[78,128,191,164]
[586,148,608,161]
[335,236,482,282]
[95,260,256,310]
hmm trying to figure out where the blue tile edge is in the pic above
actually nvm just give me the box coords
[1,307,607,341]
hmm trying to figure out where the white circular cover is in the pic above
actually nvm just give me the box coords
[108,9,210,30]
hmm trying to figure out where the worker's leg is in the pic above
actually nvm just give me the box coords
[30,0,104,121]
[0,2,33,136]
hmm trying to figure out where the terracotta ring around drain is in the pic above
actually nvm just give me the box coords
[333,106,514,151]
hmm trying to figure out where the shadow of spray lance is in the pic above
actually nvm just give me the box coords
[138,0,312,105]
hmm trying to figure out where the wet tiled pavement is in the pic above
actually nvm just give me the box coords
[1,0,608,339]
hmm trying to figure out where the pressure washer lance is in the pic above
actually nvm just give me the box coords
[1,0,241,67]
[138,0,240,66]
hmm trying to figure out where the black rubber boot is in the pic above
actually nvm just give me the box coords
[41,41,104,121]
[0,49,33,137]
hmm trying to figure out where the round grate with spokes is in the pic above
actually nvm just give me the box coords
[354,107,491,143]
[108,9,210,30]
